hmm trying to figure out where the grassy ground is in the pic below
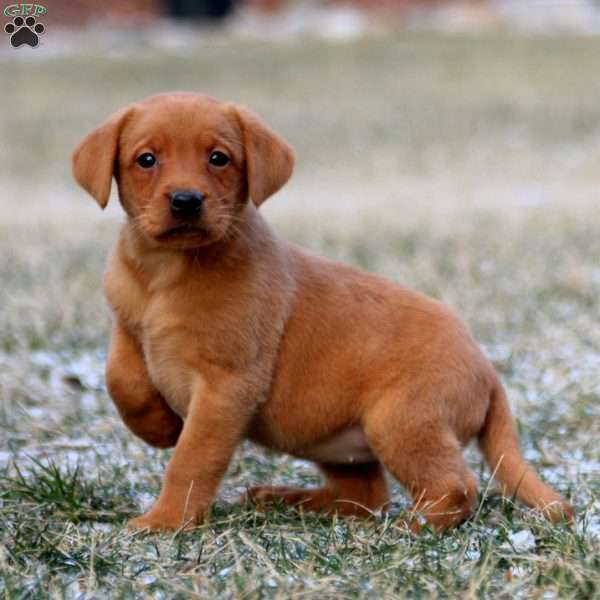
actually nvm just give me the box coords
[1,30,599,598]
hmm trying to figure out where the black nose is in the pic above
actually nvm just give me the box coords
[169,190,204,219]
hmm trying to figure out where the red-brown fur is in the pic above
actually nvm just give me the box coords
[72,93,574,531]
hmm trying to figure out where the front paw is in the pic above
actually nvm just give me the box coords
[127,506,201,532]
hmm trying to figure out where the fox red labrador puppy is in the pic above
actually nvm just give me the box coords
[72,92,573,531]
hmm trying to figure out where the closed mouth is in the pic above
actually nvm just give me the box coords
[157,224,207,240]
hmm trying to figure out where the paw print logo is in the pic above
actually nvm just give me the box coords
[4,16,45,48]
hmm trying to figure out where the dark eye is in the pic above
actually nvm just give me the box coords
[136,152,157,169]
[209,151,230,168]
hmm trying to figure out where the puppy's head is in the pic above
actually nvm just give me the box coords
[72,93,295,249]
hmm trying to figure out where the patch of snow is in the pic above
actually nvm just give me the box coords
[502,529,536,552]
[513,185,553,208]
[27,407,48,419]
[582,500,600,541]
[229,1,368,42]
[217,565,234,577]
[510,564,528,578]
[135,492,156,512]
[494,0,600,34]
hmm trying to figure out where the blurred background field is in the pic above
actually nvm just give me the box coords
[1,1,600,597]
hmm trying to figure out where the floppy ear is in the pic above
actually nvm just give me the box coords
[231,105,295,207]
[72,107,131,209]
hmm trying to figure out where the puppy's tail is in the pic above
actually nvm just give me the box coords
[478,381,574,523]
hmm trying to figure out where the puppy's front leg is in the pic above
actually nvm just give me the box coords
[106,322,183,448]
[128,375,254,531]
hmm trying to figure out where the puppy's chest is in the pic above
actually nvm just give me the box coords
[106,252,271,417]
[140,293,261,417]
[141,310,195,418]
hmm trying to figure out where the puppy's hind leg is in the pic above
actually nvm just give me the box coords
[243,461,390,517]
[363,393,479,532]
